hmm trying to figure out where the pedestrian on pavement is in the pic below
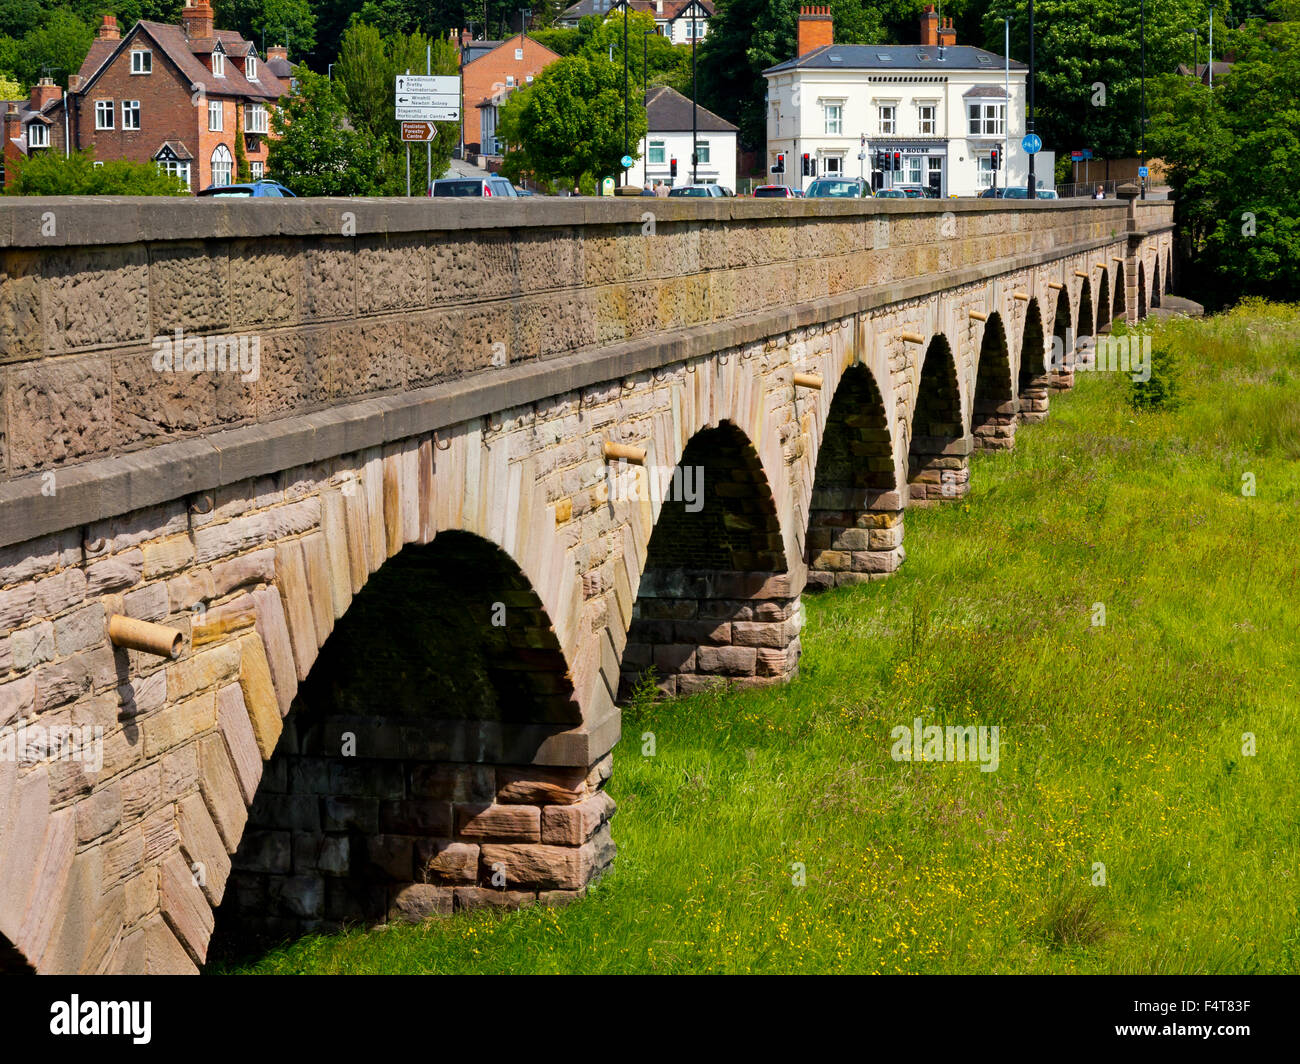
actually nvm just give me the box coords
[1094,185,1105,199]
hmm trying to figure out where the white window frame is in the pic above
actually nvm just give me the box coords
[158,158,191,188]
[212,50,225,78]
[211,143,233,187]
[648,139,665,164]
[250,160,263,180]
[822,154,843,175]
[907,154,922,184]
[121,100,140,130]
[918,103,936,136]
[246,55,258,81]
[208,99,223,131]
[245,103,268,134]
[131,50,152,74]
[27,122,48,148]
[967,101,1005,137]
[505,75,515,87]
[824,102,842,135]
[695,139,710,164]
[878,103,896,135]
[515,48,524,60]
[95,99,114,130]
[977,154,994,188]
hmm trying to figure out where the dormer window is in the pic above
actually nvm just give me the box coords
[131,50,152,74]
[27,122,48,148]
[246,55,258,80]
[212,51,225,77]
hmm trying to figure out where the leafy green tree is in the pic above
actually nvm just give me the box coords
[698,0,885,150]
[580,10,693,96]
[1,8,93,87]
[4,148,188,195]
[335,22,458,194]
[980,0,1206,163]
[214,0,317,57]
[267,65,388,195]
[1148,17,1300,306]
[497,52,647,187]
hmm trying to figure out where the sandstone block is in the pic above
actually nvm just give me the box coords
[389,883,453,922]
[236,633,283,759]
[496,765,588,806]
[177,792,230,907]
[456,804,541,841]
[159,851,213,965]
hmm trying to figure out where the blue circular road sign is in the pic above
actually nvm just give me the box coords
[621,155,635,169]
[1022,134,1042,155]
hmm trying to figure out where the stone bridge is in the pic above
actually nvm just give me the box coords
[0,193,1174,973]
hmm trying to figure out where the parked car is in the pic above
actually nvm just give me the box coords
[429,176,518,197]
[753,185,799,198]
[804,177,872,198]
[198,180,295,197]
[514,187,536,196]
[874,188,908,199]
[667,184,726,197]
[1035,189,1059,199]
[978,186,1031,199]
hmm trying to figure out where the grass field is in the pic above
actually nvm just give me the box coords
[225,301,1300,974]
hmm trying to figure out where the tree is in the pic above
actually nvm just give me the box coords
[497,53,647,187]
[335,22,458,194]
[0,8,93,87]
[1148,16,1300,306]
[4,148,188,195]
[580,10,694,96]
[979,0,1206,163]
[696,0,797,152]
[213,0,317,57]
[267,65,388,195]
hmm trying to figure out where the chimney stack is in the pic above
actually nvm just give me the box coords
[30,77,63,112]
[267,45,288,62]
[796,5,833,58]
[921,4,939,46]
[937,17,957,47]
[96,14,120,41]
[182,0,215,40]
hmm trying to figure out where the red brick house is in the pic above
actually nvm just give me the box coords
[461,34,561,156]
[3,1,288,191]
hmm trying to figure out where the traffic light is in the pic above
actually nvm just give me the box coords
[670,157,677,178]
[892,151,902,172]
[873,150,885,171]
[773,152,786,174]
[802,152,812,177]
[990,147,1000,171]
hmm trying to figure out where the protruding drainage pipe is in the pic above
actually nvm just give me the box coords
[793,372,823,389]
[1075,270,1089,278]
[603,442,646,465]
[900,331,926,344]
[1013,291,1030,301]
[109,616,185,659]
[968,310,988,322]
[1048,281,1066,291]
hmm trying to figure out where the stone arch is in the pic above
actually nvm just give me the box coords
[1049,286,1074,389]
[209,529,611,956]
[908,334,968,505]
[620,420,798,698]
[1113,260,1128,322]
[1152,258,1162,309]
[1075,276,1095,368]
[1096,269,1112,333]
[971,312,1015,452]
[805,364,903,589]
[1018,297,1050,423]
[1138,261,1148,318]
[0,934,35,974]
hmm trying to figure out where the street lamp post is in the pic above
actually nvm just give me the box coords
[1208,5,1215,93]
[1027,0,1035,196]
[691,18,698,184]
[1140,0,1146,199]
[622,1,629,188]
[644,29,651,103]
